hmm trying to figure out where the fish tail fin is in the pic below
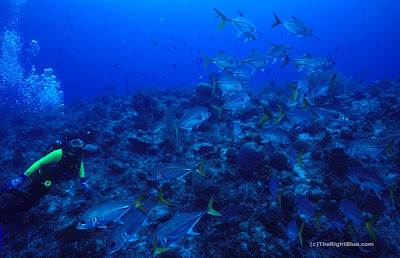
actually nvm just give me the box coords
[301,96,310,109]
[347,221,357,237]
[330,72,337,88]
[203,53,211,71]
[195,159,207,177]
[271,12,282,28]
[172,123,179,144]
[280,56,290,68]
[278,190,284,208]
[152,234,170,255]
[287,83,298,102]
[297,149,304,169]
[275,104,285,124]
[212,74,216,95]
[387,138,396,161]
[207,194,222,216]
[315,212,323,230]
[237,57,243,69]
[212,105,222,119]
[214,8,228,31]
[135,192,148,214]
[390,183,397,206]
[298,222,305,246]
[157,185,173,206]
[261,104,272,125]
[365,214,379,241]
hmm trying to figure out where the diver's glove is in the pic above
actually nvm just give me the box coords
[1,174,27,192]
[80,178,90,192]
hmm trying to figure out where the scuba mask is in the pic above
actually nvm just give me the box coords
[67,139,84,154]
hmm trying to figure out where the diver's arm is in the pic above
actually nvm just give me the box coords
[78,162,85,179]
[79,162,90,191]
[24,149,63,177]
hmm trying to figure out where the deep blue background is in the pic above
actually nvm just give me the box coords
[3,0,399,103]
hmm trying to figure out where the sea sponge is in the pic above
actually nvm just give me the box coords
[237,142,266,175]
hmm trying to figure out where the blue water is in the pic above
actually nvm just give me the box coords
[12,0,400,102]
[1,1,400,257]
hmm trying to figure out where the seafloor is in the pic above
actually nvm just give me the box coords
[0,76,399,257]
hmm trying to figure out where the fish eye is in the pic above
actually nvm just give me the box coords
[81,220,86,225]
[94,216,100,222]
[110,241,116,248]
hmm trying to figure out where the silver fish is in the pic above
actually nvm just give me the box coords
[339,199,364,231]
[230,68,251,82]
[294,194,316,217]
[240,50,268,74]
[282,54,334,72]
[146,161,206,182]
[147,196,221,255]
[266,44,293,63]
[222,92,251,112]
[271,13,313,37]
[285,109,312,127]
[285,220,299,246]
[348,167,387,199]
[313,106,354,126]
[77,201,132,229]
[178,107,211,135]
[214,75,243,96]
[106,203,154,255]
[203,51,237,71]
[106,188,172,255]
[214,9,256,41]
[259,127,290,144]
[346,138,386,157]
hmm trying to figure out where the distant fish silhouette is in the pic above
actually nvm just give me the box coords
[106,85,117,91]
[173,64,176,68]
[170,35,174,40]
[150,40,159,46]
[113,63,118,68]
[65,16,71,20]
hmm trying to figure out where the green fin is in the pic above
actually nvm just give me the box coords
[211,105,222,119]
[280,57,290,68]
[387,138,396,161]
[297,149,304,169]
[287,83,297,102]
[366,214,379,241]
[330,72,337,88]
[153,234,170,255]
[275,104,285,124]
[261,104,272,125]
[135,192,148,215]
[214,8,228,31]
[298,222,305,246]
[278,190,284,209]
[203,53,210,71]
[315,212,323,230]
[347,221,357,237]
[172,123,179,144]
[390,183,397,206]
[237,57,242,69]
[207,194,222,216]
[158,185,173,206]
[212,74,216,95]
[301,96,310,109]
[195,159,207,177]
[293,64,299,71]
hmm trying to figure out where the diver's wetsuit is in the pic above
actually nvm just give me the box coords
[0,145,84,215]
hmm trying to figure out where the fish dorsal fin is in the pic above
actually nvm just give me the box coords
[250,49,255,52]
[238,10,245,17]
[305,53,312,57]
[292,16,298,20]
[187,226,200,235]
[219,50,224,54]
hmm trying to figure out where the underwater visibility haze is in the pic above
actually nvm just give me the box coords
[0,0,399,257]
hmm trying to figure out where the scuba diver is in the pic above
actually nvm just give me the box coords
[0,136,90,215]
